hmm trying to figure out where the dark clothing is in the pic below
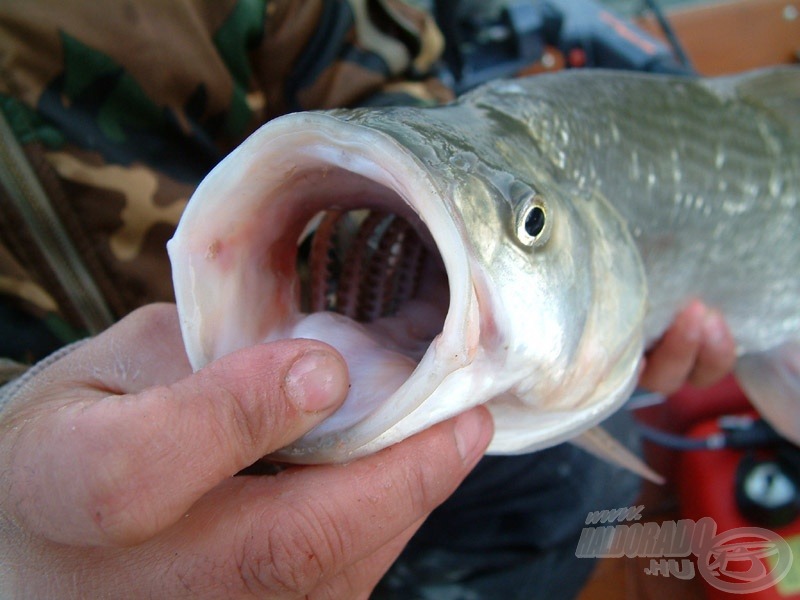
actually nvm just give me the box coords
[375,411,641,599]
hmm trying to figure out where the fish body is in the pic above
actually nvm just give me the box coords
[168,68,800,468]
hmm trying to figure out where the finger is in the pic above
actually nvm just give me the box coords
[158,407,492,598]
[10,338,350,547]
[639,300,705,395]
[312,518,426,600]
[73,517,426,600]
[687,309,737,388]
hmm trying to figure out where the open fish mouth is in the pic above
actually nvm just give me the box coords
[170,108,646,468]
[169,113,484,462]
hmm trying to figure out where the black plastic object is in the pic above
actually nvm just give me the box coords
[735,449,800,528]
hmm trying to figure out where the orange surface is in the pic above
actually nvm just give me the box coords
[637,0,800,75]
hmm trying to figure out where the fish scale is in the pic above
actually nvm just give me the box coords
[462,72,799,349]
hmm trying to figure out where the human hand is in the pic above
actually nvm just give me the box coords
[639,300,737,395]
[0,304,492,599]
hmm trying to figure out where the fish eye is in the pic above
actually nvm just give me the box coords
[515,196,550,247]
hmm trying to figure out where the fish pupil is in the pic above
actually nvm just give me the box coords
[525,206,546,238]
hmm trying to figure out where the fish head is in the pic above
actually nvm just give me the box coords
[168,109,647,462]
[461,166,649,453]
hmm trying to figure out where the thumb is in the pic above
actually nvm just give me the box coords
[175,339,352,454]
[7,335,350,547]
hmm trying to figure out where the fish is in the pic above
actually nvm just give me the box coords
[167,68,800,478]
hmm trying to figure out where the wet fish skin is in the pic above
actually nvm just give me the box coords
[168,68,800,470]
[482,70,800,450]
[489,70,799,350]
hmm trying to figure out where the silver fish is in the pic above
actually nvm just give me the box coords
[168,68,799,477]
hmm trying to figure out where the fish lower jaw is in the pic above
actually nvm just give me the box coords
[485,332,646,455]
[275,343,506,463]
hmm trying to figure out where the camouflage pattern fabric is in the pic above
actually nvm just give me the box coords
[0,0,450,361]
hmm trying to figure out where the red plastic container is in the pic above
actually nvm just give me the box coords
[678,416,800,599]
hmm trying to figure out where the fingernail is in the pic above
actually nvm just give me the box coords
[453,409,491,463]
[703,310,729,348]
[285,351,348,413]
[683,301,707,342]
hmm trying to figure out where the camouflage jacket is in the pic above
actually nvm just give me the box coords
[0,0,451,366]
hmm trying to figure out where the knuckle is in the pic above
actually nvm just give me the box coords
[232,537,281,597]
[307,537,401,600]
[243,503,340,596]
[203,354,291,460]
[400,458,438,515]
[164,552,225,597]
[80,461,153,545]
[214,383,265,460]
[72,395,165,545]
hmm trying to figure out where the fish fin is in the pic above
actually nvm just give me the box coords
[708,67,800,138]
[735,339,800,445]
[573,426,664,485]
